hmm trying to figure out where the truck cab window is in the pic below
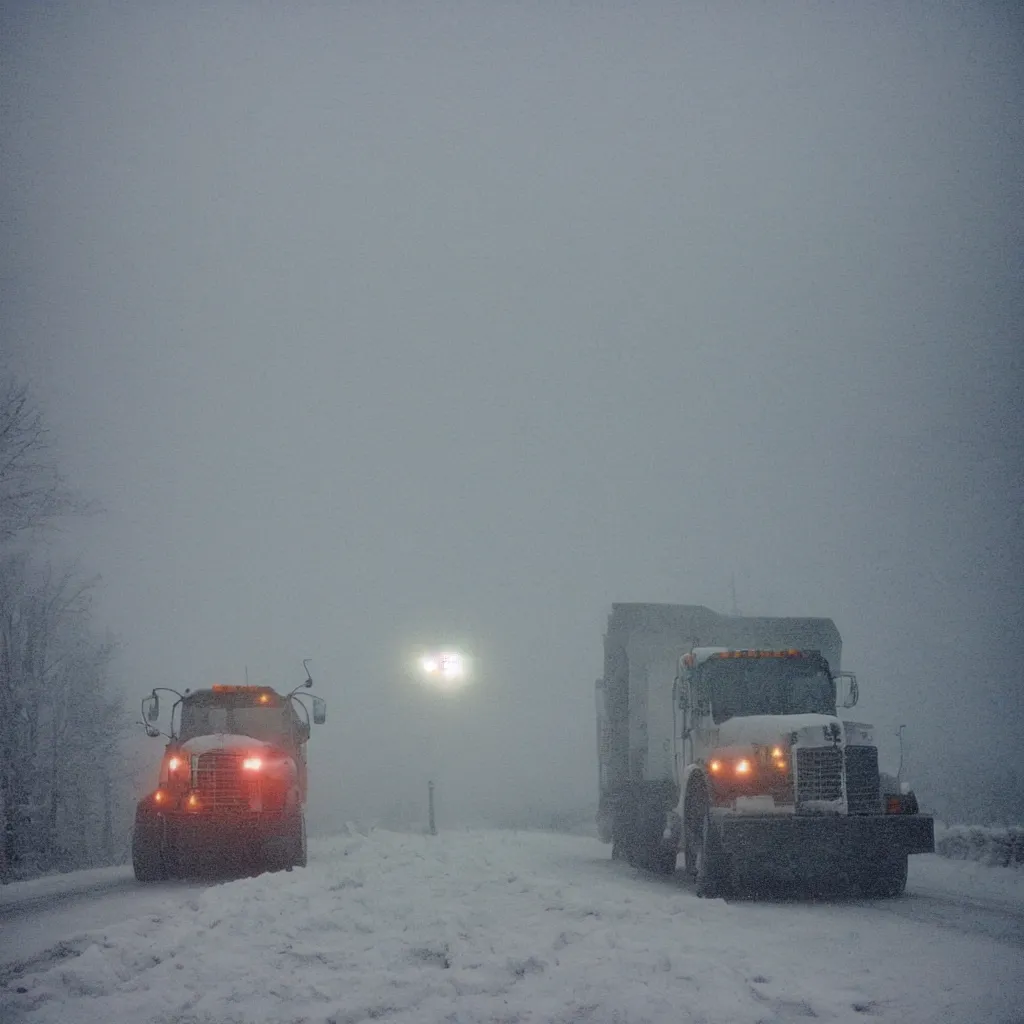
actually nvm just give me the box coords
[708,659,836,723]
[179,702,292,743]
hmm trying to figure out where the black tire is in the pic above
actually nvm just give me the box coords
[292,812,307,869]
[630,802,675,874]
[652,845,678,875]
[612,805,640,867]
[861,853,908,898]
[132,818,165,882]
[685,790,727,898]
[265,810,306,873]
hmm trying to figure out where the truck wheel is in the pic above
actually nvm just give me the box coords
[687,799,727,898]
[291,813,307,869]
[694,811,721,897]
[132,820,165,883]
[613,805,642,868]
[653,845,678,875]
[862,853,908,898]
[268,810,306,872]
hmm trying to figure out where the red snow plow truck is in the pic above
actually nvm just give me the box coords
[132,664,326,880]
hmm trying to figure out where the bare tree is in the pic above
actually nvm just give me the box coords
[0,377,84,544]
[0,377,124,881]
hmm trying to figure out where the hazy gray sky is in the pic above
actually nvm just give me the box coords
[3,2,1021,825]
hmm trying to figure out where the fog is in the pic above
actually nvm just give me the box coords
[3,3,1021,830]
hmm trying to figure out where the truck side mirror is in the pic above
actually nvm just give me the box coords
[312,697,327,724]
[836,672,859,708]
[143,694,159,722]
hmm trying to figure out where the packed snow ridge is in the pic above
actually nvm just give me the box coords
[936,823,1024,868]
[2,829,1022,1024]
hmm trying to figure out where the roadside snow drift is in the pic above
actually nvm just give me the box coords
[2,829,1021,1023]
[936,823,1024,868]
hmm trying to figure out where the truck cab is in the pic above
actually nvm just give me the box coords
[671,645,930,895]
[132,676,326,881]
[595,604,933,898]
[678,647,861,815]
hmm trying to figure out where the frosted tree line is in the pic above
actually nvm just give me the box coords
[0,376,132,881]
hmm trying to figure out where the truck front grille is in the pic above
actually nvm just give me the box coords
[796,747,843,807]
[194,752,252,810]
[844,745,881,814]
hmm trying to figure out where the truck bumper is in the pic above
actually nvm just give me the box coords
[163,812,295,872]
[717,813,934,879]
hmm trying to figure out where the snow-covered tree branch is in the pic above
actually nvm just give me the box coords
[0,377,127,881]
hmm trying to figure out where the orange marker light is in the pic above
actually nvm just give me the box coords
[153,790,165,804]
[709,759,723,774]
[187,792,201,810]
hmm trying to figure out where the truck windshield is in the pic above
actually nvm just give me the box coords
[705,658,836,723]
[179,703,296,744]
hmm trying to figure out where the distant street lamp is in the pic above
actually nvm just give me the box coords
[418,649,470,691]
[414,647,473,833]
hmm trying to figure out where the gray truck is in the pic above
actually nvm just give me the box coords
[595,603,933,896]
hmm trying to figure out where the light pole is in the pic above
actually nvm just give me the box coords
[414,648,472,834]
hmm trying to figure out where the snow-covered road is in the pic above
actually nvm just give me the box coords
[1,830,1021,1024]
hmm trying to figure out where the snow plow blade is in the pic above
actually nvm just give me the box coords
[718,814,934,878]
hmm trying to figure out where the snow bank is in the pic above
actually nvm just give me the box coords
[935,822,1024,869]
[0,864,132,908]
[2,829,1022,1024]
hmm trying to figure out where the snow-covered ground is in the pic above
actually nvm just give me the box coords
[0,864,133,910]
[1,829,1022,1024]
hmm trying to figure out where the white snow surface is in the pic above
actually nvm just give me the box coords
[0,865,131,909]
[2,829,1022,1024]
[179,733,274,755]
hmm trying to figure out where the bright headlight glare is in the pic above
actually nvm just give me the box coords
[440,652,464,678]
